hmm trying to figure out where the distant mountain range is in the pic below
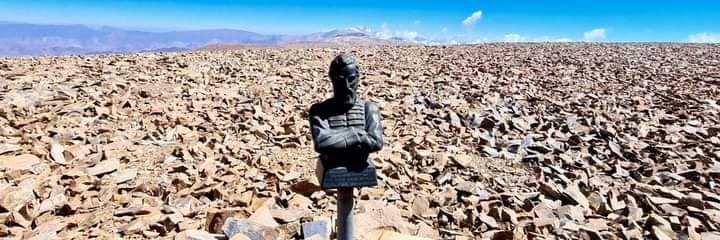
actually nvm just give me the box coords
[0,22,413,56]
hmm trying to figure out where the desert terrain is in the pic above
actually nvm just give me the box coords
[1,44,719,239]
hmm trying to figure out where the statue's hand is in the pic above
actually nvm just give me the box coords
[353,129,369,150]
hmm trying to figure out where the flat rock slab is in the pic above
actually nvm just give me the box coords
[223,218,278,240]
[0,154,40,170]
[86,159,120,176]
[302,220,330,240]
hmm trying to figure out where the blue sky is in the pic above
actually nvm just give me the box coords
[1,0,719,43]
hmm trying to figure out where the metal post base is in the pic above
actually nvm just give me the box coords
[336,188,354,240]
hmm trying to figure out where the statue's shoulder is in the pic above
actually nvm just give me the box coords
[363,100,381,112]
[309,99,333,116]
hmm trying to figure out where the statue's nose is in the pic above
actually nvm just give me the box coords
[345,76,357,88]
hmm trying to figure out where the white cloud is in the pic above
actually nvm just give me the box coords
[374,23,421,41]
[414,20,422,25]
[462,10,483,28]
[376,23,392,39]
[345,26,373,34]
[499,34,573,43]
[533,36,574,42]
[583,28,607,41]
[503,33,526,42]
[471,37,491,44]
[345,23,578,45]
[400,31,419,39]
[688,32,720,43]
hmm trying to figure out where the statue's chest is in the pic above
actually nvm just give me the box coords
[327,103,365,130]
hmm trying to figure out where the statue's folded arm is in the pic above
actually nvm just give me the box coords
[310,113,366,154]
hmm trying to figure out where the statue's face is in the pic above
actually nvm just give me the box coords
[332,64,359,105]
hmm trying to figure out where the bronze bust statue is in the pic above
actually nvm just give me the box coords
[309,53,384,189]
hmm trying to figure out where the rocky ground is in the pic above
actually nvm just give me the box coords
[0,44,719,239]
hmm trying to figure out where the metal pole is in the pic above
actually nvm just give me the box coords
[336,187,354,240]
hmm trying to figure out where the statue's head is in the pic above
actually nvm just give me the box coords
[329,53,359,106]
